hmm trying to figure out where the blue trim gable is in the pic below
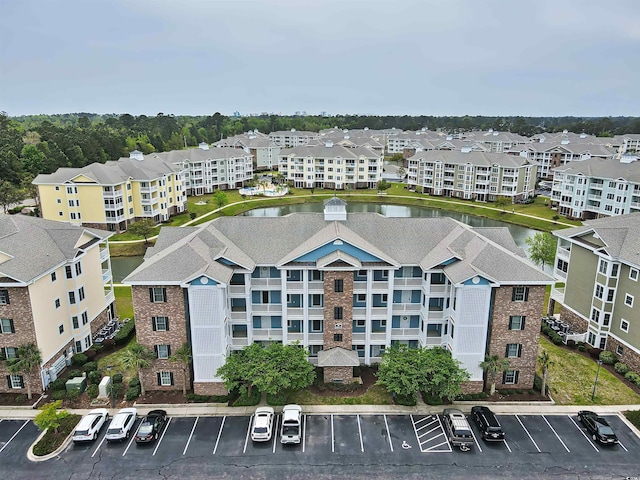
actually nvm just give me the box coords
[462,276,491,286]
[218,258,239,267]
[189,276,219,286]
[295,241,383,263]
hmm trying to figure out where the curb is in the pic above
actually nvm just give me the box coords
[27,428,73,463]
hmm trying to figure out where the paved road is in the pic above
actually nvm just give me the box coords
[2,412,639,479]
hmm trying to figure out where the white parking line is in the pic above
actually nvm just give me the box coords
[416,419,438,431]
[424,440,450,452]
[618,440,628,452]
[568,415,599,452]
[213,416,226,455]
[418,425,441,437]
[413,416,432,425]
[91,431,108,458]
[515,415,541,453]
[435,415,452,452]
[302,415,307,453]
[152,417,171,456]
[331,414,334,453]
[183,417,199,456]
[0,420,29,454]
[470,426,482,453]
[357,415,364,453]
[243,415,253,454]
[503,439,512,453]
[122,420,143,457]
[383,415,393,452]
[542,416,570,453]
[272,415,279,454]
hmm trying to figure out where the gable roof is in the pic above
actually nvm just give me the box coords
[317,347,360,367]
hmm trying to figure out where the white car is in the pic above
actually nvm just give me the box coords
[105,407,138,442]
[280,404,302,444]
[72,408,109,443]
[251,407,275,442]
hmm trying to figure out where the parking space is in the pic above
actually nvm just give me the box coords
[411,414,451,453]
[359,415,393,454]
[185,416,223,457]
[213,415,251,456]
[385,415,421,454]
[332,414,362,455]
[0,419,40,466]
[304,414,332,454]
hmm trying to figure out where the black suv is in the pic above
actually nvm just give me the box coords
[578,410,618,445]
[471,406,505,441]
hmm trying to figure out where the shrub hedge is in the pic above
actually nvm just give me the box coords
[232,388,261,407]
[125,385,141,401]
[71,353,88,366]
[114,320,136,346]
[51,390,66,401]
[84,349,97,360]
[186,393,229,403]
[66,370,83,379]
[625,410,640,430]
[599,350,618,365]
[625,371,640,387]
[88,371,102,385]
[32,414,81,457]
[86,384,99,399]
[129,377,141,388]
[266,392,288,406]
[614,362,630,375]
[50,378,67,391]
[83,362,98,373]
[394,393,417,406]
[112,373,123,384]
[66,390,80,402]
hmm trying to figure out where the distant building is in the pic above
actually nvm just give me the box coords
[214,131,281,171]
[268,129,319,148]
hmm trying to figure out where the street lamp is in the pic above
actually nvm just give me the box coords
[107,365,115,409]
[591,360,602,402]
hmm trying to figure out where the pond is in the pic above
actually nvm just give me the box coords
[111,203,543,281]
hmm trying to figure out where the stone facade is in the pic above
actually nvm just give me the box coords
[194,381,228,396]
[559,306,588,334]
[90,307,112,337]
[322,366,354,383]
[132,285,190,392]
[461,380,484,394]
[488,285,546,390]
[0,287,39,395]
[606,337,640,374]
[323,271,354,350]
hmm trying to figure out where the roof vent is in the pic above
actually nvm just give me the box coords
[199,142,209,150]
[129,150,144,161]
[461,146,472,153]
[325,140,334,148]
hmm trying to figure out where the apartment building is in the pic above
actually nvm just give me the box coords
[461,130,529,153]
[268,129,319,148]
[550,213,640,373]
[33,152,187,232]
[550,156,640,220]
[406,150,537,202]
[515,143,617,180]
[214,131,281,171]
[0,215,115,395]
[279,142,384,189]
[614,134,640,154]
[124,198,552,394]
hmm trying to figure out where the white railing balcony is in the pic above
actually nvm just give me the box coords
[102,269,112,284]
[369,356,382,363]
[140,196,158,205]
[252,278,281,287]
[424,336,443,346]
[370,332,387,342]
[550,287,565,304]
[287,307,303,317]
[371,281,388,290]
[393,278,422,287]
[390,328,420,338]
[99,248,110,263]
[352,333,366,343]
[286,281,304,291]
[392,303,421,313]
[228,285,245,295]
[102,190,123,198]
[230,311,247,321]
[231,337,250,347]
[630,202,640,209]
[106,215,126,223]
[308,307,323,318]
[352,307,366,318]
[587,194,601,201]
[251,304,282,314]
[590,183,603,190]
[308,333,324,343]
[557,247,570,259]
[308,281,323,291]
[554,269,567,280]
[287,332,304,343]
[427,310,445,321]
[141,209,159,217]
[104,289,115,305]
[253,329,284,340]
[353,281,367,292]
[370,306,387,317]
[140,185,159,193]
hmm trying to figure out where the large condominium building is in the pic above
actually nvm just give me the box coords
[124,199,552,395]
[33,152,187,232]
[268,129,319,148]
[214,131,281,171]
[550,156,640,220]
[279,142,384,189]
[461,130,530,153]
[162,144,254,195]
[614,134,640,154]
[406,151,537,202]
[0,216,114,395]
[550,213,640,373]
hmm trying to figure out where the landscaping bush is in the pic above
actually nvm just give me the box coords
[83,362,98,373]
[552,215,560,221]
[576,341,585,347]
[625,410,640,430]
[109,383,124,397]
[66,389,80,402]
[231,388,261,407]
[566,339,576,349]
[421,392,443,405]
[125,385,141,401]
[266,392,288,406]
[84,349,97,360]
[66,369,83,379]
[114,320,136,346]
[551,333,564,345]
[8,205,24,215]
[129,377,141,388]
[577,345,587,352]
[88,371,102,385]
[71,353,88,366]
[52,390,67,401]
[32,414,81,457]
[102,338,115,350]
[588,348,603,359]
[599,350,617,365]
[515,389,524,395]
[112,373,123,384]
[615,362,630,375]
[91,344,103,353]
[625,371,640,386]
[394,393,417,406]
[86,384,99,399]
[50,378,67,391]
[325,382,360,392]
[528,390,537,395]
[186,393,229,403]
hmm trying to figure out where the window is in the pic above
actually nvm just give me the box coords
[598,259,608,275]
[431,272,446,285]
[1,318,15,334]
[152,316,169,331]
[51,272,57,282]
[75,262,82,276]
[556,259,568,273]
[334,279,343,293]
[308,345,323,357]
[78,287,85,302]
[616,345,624,355]
[603,313,610,326]
[334,307,343,320]
[511,286,529,302]
[149,287,167,303]
[508,315,525,330]
[503,370,519,385]
[630,268,639,282]
[591,308,600,323]
[232,325,247,338]
[1,347,18,360]
[288,320,302,333]
[505,344,522,358]
[595,284,603,299]
[155,345,171,359]
[611,264,619,277]
[625,294,634,307]
[58,324,64,334]
[8,374,23,389]
[65,266,73,279]
[55,298,61,309]
[620,319,629,333]
[352,344,365,357]
[157,371,174,386]
[82,311,88,325]
[334,334,343,342]
[72,316,79,329]
[0,290,9,305]
[310,320,323,333]
[68,292,76,304]
[310,294,323,307]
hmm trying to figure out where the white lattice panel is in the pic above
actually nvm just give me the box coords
[452,286,491,382]
[193,354,226,382]
[189,287,224,327]
[192,328,225,352]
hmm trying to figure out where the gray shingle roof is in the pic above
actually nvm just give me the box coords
[0,216,111,283]
[553,157,640,182]
[317,347,360,367]
[408,150,536,168]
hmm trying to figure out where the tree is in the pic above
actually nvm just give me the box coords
[170,343,192,397]
[377,179,391,193]
[389,153,404,164]
[121,343,155,395]
[538,350,554,397]
[34,400,69,434]
[494,196,510,212]
[525,232,557,270]
[7,343,42,399]
[479,354,511,396]
[376,345,470,401]
[0,180,24,213]
[127,218,156,244]
[397,165,407,180]
[213,190,228,209]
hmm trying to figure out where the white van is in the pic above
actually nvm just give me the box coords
[105,407,138,442]
[280,404,302,444]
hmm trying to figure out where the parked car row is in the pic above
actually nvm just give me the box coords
[73,408,169,445]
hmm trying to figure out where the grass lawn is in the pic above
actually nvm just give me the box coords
[97,336,138,382]
[109,241,150,257]
[287,384,393,405]
[114,285,133,319]
[539,337,640,405]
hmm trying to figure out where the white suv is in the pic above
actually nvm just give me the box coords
[72,408,109,443]
[280,404,302,444]
[251,407,275,442]
[105,408,138,442]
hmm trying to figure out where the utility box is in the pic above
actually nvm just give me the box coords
[98,376,112,399]
[65,376,86,393]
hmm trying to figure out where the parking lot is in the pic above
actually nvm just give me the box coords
[1,412,640,478]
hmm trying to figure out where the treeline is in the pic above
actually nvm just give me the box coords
[2,111,640,190]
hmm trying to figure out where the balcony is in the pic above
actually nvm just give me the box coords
[231,337,250,347]
[287,307,303,317]
[253,329,283,340]
[587,194,601,201]
[308,307,323,318]
[99,247,110,263]
[308,281,323,291]
[139,185,159,194]
[288,332,304,343]
[286,281,304,291]
[104,289,115,305]
[428,285,448,295]
[370,306,387,317]
[103,190,123,199]
[370,332,387,343]
[106,215,126,223]
[102,269,112,284]
[371,281,388,290]
[550,286,565,304]
[391,304,421,313]
[352,307,366,318]
[427,310,446,321]
[393,278,422,287]
[390,328,420,338]
[230,311,247,321]
[252,304,282,314]
[140,196,158,205]
[252,278,281,287]
[228,285,245,295]
[141,209,159,217]
[424,336,443,346]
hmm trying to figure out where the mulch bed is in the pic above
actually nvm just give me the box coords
[308,366,378,398]
[136,390,190,404]
[0,393,36,407]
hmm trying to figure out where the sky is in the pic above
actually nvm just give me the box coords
[1,0,639,117]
